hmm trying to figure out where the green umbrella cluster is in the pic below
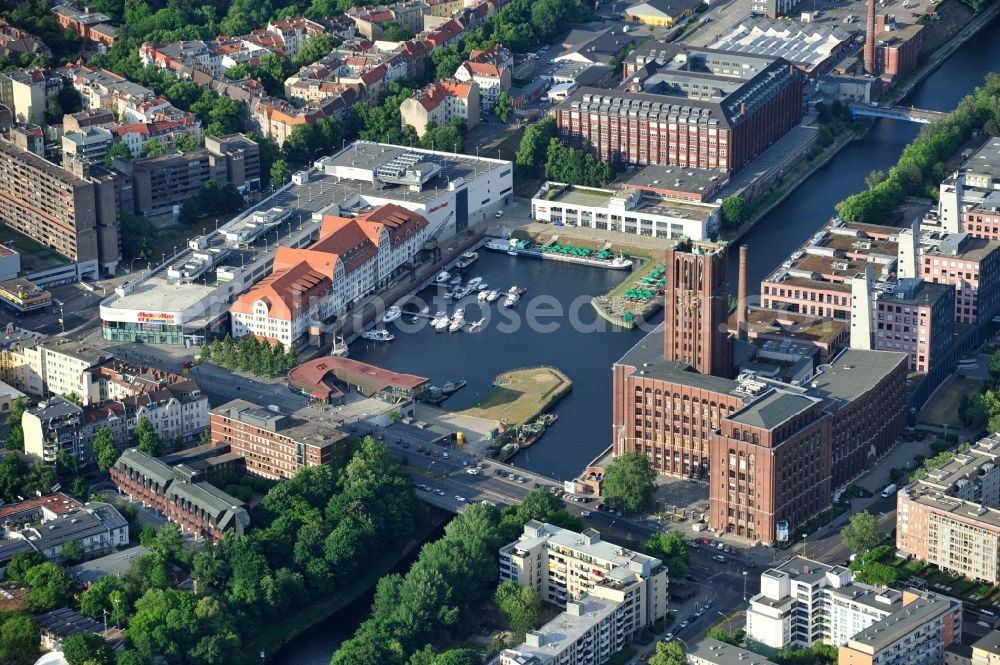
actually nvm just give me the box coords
[539,243,594,257]
[623,288,656,301]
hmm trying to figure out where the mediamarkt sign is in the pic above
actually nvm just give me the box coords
[101,306,181,325]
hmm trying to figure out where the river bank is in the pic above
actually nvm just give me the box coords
[260,507,450,662]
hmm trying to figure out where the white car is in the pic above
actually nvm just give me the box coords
[442,452,450,459]
[455,495,466,503]
[417,484,430,491]
[678,621,689,629]
[466,468,480,475]
[662,633,674,643]
[495,210,504,218]
[433,489,445,496]
[580,510,591,517]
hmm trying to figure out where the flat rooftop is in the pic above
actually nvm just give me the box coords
[807,348,906,403]
[625,164,729,197]
[688,638,779,665]
[730,307,847,345]
[962,138,1000,179]
[507,595,619,661]
[709,18,851,72]
[540,185,715,222]
[848,593,955,650]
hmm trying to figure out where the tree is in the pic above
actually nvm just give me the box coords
[270,159,291,187]
[853,560,898,587]
[23,562,76,612]
[293,34,336,67]
[602,451,656,512]
[0,613,39,665]
[62,632,115,665]
[61,539,84,566]
[841,510,883,555]
[494,90,514,123]
[143,138,167,158]
[134,417,162,457]
[515,117,557,178]
[721,195,746,229]
[175,133,199,153]
[104,141,134,167]
[645,531,689,578]
[708,628,746,646]
[495,580,540,640]
[989,349,1000,382]
[120,213,156,262]
[92,427,118,473]
[6,551,44,581]
[865,169,887,190]
[380,21,414,41]
[5,396,26,451]
[649,640,686,665]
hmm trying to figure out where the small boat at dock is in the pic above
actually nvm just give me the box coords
[477,290,490,301]
[486,289,501,302]
[455,251,479,269]
[441,380,467,394]
[467,277,483,290]
[435,271,451,284]
[361,329,394,342]
[382,306,402,323]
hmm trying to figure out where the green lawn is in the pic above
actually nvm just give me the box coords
[0,224,71,271]
[458,366,572,424]
[919,375,984,427]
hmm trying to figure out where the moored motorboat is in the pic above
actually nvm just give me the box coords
[453,286,471,299]
[441,380,467,394]
[610,255,634,269]
[504,293,520,307]
[435,271,451,284]
[434,317,450,332]
[361,329,394,342]
[477,290,490,301]
[449,275,463,287]
[455,251,479,268]
[486,289,501,302]
[382,306,402,323]
[467,277,483,290]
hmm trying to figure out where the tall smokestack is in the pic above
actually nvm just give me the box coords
[737,244,748,342]
[864,0,876,75]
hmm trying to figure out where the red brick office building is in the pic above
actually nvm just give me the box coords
[555,45,804,172]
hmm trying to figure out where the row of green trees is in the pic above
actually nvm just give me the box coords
[836,73,1000,223]
[178,182,246,225]
[332,488,582,664]
[203,335,299,377]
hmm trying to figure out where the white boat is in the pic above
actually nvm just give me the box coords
[508,285,520,294]
[477,283,490,291]
[420,305,430,315]
[331,335,349,358]
[485,238,511,251]
[449,275,463,287]
[362,329,394,342]
[477,290,490,301]
[468,318,485,331]
[383,306,402,323]
[467,277,483,290]
[434,317,450,332]
[435,271,451,284]
[610,255,634,269]
[486,289,501,302]
[504,293,520,308]
[448,309,466,333]
[456,251,479,268]
[453,286,471,299]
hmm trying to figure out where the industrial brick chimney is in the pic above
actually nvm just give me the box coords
[864,0,877,75]
[737,244,748,341]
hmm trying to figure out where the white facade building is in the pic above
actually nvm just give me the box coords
[531,182,720,241]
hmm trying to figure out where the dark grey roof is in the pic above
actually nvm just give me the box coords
[687,638,778,665]
[807,349,907,403]
[614,323,744,395]
[728,389,818,430]
[973,631,1000,656]
[115,448,173,487]
[33,607,103,638]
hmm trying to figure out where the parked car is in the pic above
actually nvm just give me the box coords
[580,510,591,517]
[442,452,449,459]
[495,210,504,218]
[678,620,689,629]
[466,468,480,475]
[662,633,674,643]
[713,554,726,563]
[703,601,712,610]
[693,609,705,618]
[417,484,430,491]
[433,489,445,496]
[432,450,440,458]
[416,445,424,453]
[455,495,466,503]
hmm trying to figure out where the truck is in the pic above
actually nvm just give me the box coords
[881,483,898,498]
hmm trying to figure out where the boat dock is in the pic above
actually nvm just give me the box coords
[484,236,633,270]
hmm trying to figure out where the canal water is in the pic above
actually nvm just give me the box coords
[276,13,1000,663]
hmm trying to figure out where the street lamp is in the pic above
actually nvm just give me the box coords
[800,533,809,560]
[742,570,749,601]
[716,611,733,634]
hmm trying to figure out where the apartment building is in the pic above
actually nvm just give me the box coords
[896,435,1000,583]
[203,133,261,191]
[557,45,803,172]
[62,126,113,168]
[870,278,955,373]
[0,69,61,125]
[938,139,1000,234]
[400,78,479,138]
[972,632,1000,665]
[454,44,512,111]
[920,232,1000,325]
[126,150,218,217]
[499,521,669,626]
[760,220,900,320]
[749,0,801,18]
[492,595,636,665]
[230,204,429,347]
[110,448,249,541]
[688,639,780,665]
[209,399,348,480]
[0,499,128,571]
[22,396,85,464]
[0,138,120,276]
[747,557,961,661]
